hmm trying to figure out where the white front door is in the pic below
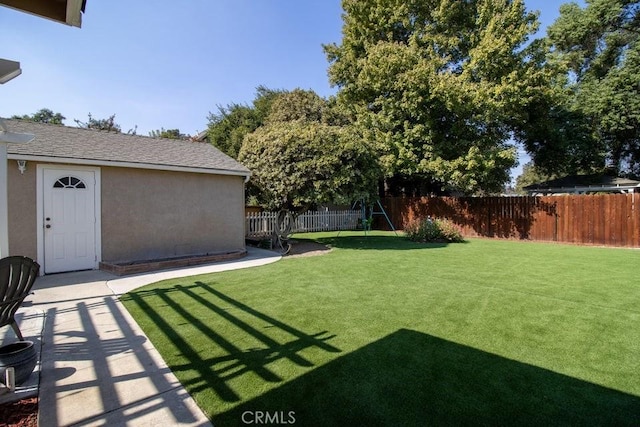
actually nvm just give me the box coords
[42,168,97,273]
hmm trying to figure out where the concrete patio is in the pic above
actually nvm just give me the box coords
[0,247,281,426]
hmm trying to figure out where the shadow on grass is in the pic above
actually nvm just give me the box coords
[308,234,452,251]
[121,283,341,403]
[215,329,640,426]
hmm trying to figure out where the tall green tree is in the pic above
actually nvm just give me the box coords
[325,0,552,194]
[207,86,284,158]
[238,90,379,211]
[12,108,65,124]
[514,91,606,176]
[207,103,259,158]
[543,0,640,178]
[239,122,379,211]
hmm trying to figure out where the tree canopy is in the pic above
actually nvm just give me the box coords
[541,0,640,178]
[325,0,551,194]
[207,86,284,158]
[238,90,379,211]
[74,113,123,133]
[11,108,65,125]
[264,88,326,124]
[149,128,186,139]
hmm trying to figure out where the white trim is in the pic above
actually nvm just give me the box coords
[37,164,102,275]
[8,154,251,178]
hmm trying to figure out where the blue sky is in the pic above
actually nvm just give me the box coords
[1,0,581,179]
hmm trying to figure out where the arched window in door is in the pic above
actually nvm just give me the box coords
[53,176,87,189]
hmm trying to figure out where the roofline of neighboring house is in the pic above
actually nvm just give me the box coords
[524,182,640,190]
[526,184,640,194]
[193,130,208,142]
[7,153,251,179]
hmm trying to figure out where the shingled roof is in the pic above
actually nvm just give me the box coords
[4,119,250,177]
[524,174,640,194]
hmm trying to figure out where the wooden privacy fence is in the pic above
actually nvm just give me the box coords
[246,210,361,236]
[381,194,640,248]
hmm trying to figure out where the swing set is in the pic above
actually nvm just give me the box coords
[267,199,397,255]
[338,199,397,236]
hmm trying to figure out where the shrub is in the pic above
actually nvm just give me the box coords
[434,218,465,243]
[404,217,464,243]
[404,217,440,241]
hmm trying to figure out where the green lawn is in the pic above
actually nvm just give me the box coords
[121,232,640,426]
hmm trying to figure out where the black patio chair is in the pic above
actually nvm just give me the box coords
[0,256,40,341]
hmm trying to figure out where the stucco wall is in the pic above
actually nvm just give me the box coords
[7,161,246,267]
[101,167,246,262]
[7,160,38,260]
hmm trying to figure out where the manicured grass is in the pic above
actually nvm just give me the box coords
[121,233,640,426]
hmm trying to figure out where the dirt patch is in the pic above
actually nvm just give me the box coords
[0,397,38,427]
[286,240,332,258]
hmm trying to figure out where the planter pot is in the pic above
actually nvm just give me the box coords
[0,341,37,385]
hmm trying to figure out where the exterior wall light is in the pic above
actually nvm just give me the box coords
[16,159,27,174]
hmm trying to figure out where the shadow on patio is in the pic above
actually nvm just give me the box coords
[36,293,208,426]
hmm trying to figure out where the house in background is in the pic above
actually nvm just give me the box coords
[5,119,250,275]
[524,174,640,195]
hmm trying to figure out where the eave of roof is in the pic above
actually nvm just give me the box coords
[6,153,250,177]
[0,0,85,27]
[4,119,251,178]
